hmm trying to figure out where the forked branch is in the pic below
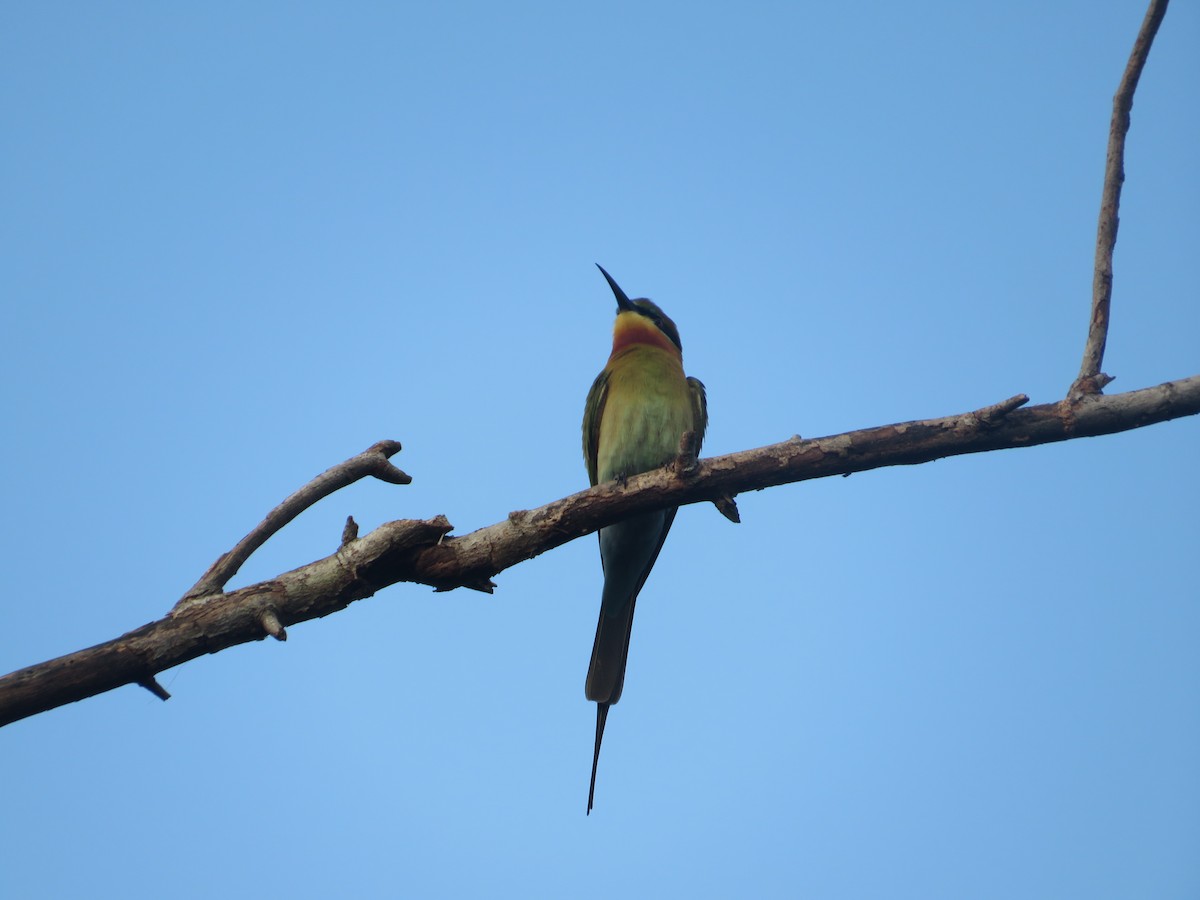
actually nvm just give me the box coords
[177,440,411,607]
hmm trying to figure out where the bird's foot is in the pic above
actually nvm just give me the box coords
[673,430,700,476]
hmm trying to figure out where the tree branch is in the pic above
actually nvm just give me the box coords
[3,375,1197,727]
[1,0,1187,733]
[177,440,411,606]
[1,516,453,727]
[1071,0,1170,398]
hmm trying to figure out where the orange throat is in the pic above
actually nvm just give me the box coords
[609,311,679,359]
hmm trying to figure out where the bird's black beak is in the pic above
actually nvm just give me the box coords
[596,263,635,312]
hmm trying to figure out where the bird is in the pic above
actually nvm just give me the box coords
[583,264,707,814]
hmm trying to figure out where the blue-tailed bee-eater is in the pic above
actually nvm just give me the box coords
[583,264,707,814]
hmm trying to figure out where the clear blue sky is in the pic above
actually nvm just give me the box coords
[3,2,1197,897]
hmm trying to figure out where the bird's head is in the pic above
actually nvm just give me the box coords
[596,264,683,355]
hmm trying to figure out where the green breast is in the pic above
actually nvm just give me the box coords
[596,347,694,483]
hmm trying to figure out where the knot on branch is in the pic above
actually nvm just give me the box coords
[341,516,360,547]
[1068,373,1116,402]
[259,607,287,641]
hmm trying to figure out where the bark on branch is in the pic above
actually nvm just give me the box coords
[2,375,1197,727]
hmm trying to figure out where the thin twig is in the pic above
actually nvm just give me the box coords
[711,495,741,523]
[1072,0,1170,398]
[176,440,411,607]
[973,394,1030,427]
[137,677,171,702]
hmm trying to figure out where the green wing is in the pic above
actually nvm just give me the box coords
[582,368,610,487]
[687,376,708,454]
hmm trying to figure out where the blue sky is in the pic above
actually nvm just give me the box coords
[2,2,1197,897]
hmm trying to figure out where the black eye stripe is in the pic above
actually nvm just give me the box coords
[628,298,683,351]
